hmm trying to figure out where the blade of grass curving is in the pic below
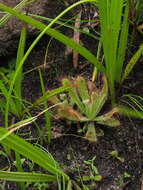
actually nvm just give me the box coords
[0,127,69,180]
[121,43,143,83]
[116,1,129,82]
[0,171,56,182]
[0,80,19,116]
[28,13,99,40]
[118,105,143,119]
[33,86,71,107]
[0,0,36,26]
[122,94,143,112]
[14,24,27,114]
[38,69,51,143]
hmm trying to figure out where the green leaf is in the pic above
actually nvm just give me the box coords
[121,44,143,83]
[84,123,97,142]
[34,86,71,107]
[14,24,27,114]
[118,105,143,119]
[76,76,90,106]
[91,175,102,181]
[86,75,108,119]
[109,150,124,162]
[95,108,120,127]
[57,106,87,121]
[67,180,73,190]
[0,80,19,116]
[0,171,56,182]
[116,1,129,82]
[62,78,85,114]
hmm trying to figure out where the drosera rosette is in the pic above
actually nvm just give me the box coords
[48,75,120,142]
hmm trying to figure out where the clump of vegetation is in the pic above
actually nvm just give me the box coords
[48,75,120,141]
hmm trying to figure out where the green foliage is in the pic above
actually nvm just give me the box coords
[0,171,56,182]
[109,150,125,162]
[130,0,143,25]
[0,24,26,118]
[14,24,27,114]
[0,69,19,116]
[83,156,102,182]
[0,127,69,182]
[118,94,143,119]
[98,0,129,102]
[48,75,120,141]
[38,69,51,143]
[121,44,143,83]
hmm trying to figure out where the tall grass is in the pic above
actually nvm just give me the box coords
[98,0,129,103]
[0,24,26,117]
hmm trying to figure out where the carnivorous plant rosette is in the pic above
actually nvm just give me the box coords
[49,75,120,142]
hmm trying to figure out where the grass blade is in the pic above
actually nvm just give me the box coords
[14,24,27,114]
[118,105,143,119]
[116,1,129,82]
[0,171,56,182]
[121,44,143,83]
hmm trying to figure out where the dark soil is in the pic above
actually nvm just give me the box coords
[0,1,143,190]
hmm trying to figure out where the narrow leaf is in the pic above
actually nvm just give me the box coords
[0,171,56,182]
[121,44,143,83]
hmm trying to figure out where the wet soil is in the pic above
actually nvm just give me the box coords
[0,1,143,190]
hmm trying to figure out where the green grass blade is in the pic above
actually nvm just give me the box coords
[14,24,27,114]
[38,69,51,143]
[121,44,143,83]
[118,105,143,119]
[0,127,69,180]
[28,13,99,41]
[0,171,56,182]
[34,86,71,107]
[0,80,19,116]
[116,1,129,82]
